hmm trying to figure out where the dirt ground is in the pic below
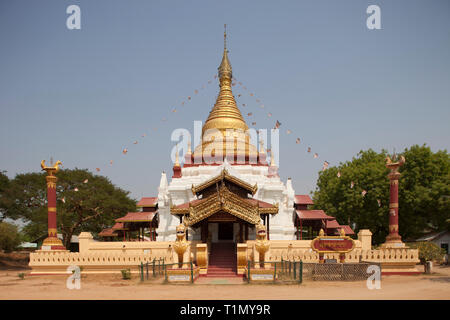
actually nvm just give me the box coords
[0,265,449,300]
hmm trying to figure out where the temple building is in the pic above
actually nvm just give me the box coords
[101,31,353,245]
[31,30,421,277]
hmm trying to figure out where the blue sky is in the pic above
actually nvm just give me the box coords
[1,0,449,200]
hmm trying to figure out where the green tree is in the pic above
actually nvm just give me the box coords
[312,145,450,245]
[3,169,136,248]
[0,222,21,252]
[0,171,11,222]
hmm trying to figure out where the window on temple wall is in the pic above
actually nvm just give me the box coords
[441,243,448,254]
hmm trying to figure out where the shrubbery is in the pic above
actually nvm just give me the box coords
[0,222,21,252]
[408,241,446,264]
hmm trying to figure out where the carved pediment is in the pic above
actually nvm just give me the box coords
[191,169,257,196]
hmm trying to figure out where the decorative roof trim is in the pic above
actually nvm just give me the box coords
[191,168,257,195]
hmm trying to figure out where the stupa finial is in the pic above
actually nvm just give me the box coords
[175,144,180,166]
[218,24,232,80]
[224,24,227,51]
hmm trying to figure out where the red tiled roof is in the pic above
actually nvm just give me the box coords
[296,210,335,220]
[328,224,355,235]
[98,228,118,237]
[245,199,276,208]
[326,219,340,229]
[172,199,205,209]
[137,197,158,207]
[339,225,355,235]
[112,222,127,230]
[294,195,314,205]
[116,212,156,222]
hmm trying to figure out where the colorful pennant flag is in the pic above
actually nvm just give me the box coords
[274,120,281,129]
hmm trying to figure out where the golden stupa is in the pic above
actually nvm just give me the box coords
[191,26,260,164]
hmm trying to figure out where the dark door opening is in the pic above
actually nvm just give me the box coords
[218,223,234,240]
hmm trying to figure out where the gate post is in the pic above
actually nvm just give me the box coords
[152,258,156,277]
[299,260,303,284]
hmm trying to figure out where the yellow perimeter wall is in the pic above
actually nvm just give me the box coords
[29,230,420,275]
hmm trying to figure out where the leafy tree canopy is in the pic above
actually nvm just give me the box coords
[312,145,449,244]
[1,169,136,248]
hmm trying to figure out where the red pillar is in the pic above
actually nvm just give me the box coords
[300,218,303,240]
[41,161,66,250]
[383,155,405,247]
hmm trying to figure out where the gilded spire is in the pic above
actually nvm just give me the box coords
[218,24,232,81]
[193,26,259,162]
[202,25,248,135]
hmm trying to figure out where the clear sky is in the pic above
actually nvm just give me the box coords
[1,0,449,201]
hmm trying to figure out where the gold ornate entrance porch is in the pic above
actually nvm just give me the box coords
[170,169,279,274]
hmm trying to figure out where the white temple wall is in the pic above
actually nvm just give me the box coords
[156,162,297,241]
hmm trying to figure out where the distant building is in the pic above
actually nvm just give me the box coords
[17,242,38,251]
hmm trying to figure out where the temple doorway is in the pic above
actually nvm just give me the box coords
[218,222,233,241]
